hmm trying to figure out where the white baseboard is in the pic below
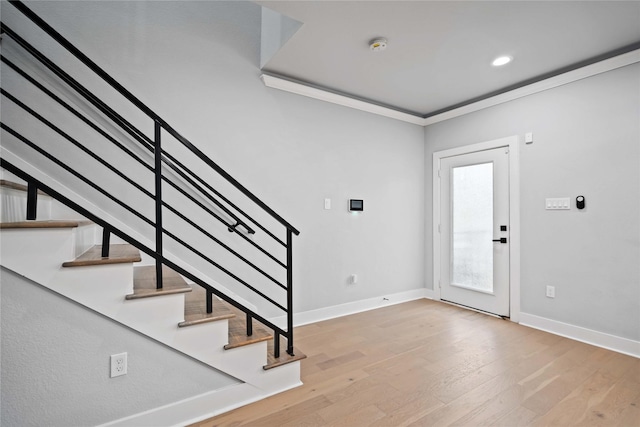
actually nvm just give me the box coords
[273,287,432,328]
[99,380,302,427]
[519,312,640,359]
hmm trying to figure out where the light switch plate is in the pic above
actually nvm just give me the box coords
[545,197,570,210]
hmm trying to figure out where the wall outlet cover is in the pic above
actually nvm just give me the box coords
[110,352,128,378]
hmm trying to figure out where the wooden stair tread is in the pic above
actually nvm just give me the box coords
[224,306,273,349]
[0,179,48,195]
[264,344,307,370]
[178,287,235,327]
[0,220,90,229]
[219,302,305,370]
[62,244,140,267]
[126,265,191,300]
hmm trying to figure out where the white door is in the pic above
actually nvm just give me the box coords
[439,147,510,316]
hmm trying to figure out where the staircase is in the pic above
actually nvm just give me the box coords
[0,0,305,423]
[0,177,305,422]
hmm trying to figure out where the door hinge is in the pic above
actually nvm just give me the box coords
[438,224,441,233]
[437,169,441,178]
[438,279,441,288]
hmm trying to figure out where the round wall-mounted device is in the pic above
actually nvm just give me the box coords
[369,38,387,51]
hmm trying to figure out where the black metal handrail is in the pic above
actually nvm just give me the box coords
[6,0,300,236]
[1,0,299,356]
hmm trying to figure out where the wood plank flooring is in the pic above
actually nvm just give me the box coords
[190,299,640,427]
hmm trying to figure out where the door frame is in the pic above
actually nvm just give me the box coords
[432,135,521,322]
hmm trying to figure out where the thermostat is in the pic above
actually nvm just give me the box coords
[349,199,363,212]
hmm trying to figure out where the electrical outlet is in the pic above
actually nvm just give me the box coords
[546,286,555,298]
[110,352,127,378]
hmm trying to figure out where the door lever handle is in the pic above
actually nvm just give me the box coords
[492,238,508,244]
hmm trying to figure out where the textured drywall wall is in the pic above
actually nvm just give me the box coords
[1,0,425,316]
[424,63,640,341]
[0,267,240,426]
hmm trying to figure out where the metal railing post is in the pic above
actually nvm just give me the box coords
[286,229,294,356]
[26,181,37,220]
[154,121,163,289]
[246,313,253,336]
[274,331,281,359]
[101,227,111,257]
[206,288,213,314]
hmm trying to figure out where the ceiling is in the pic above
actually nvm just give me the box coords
[258,1,640,118]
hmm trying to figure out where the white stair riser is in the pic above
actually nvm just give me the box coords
[75,223,97,257]
[253,361,302,393]
[0,188,52,221]
[1,228,76,284]
[117,295,186,339]
[171,321,230,358]
[48,264,134,318]
[50,198,92,220]
[1,185,90,222]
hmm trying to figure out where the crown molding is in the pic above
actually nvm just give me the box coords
[260,74,425,125]
[423,48,640,126]
[261,48,640,127]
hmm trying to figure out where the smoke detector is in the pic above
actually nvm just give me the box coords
[369,38,387,52]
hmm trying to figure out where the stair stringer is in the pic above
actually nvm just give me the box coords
[0,166,303,408]
[0,224,302,395]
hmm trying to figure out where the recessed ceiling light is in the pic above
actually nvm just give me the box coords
[492,56,513,67]
[369,38,387,52]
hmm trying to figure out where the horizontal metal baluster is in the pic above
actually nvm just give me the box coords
[161,177,287,268]
[0,23,153,151]
[0,124,154,227]
[162,228,287,312]
[0,55,153,171]
[1,89,154,199]
[162,201,287,289]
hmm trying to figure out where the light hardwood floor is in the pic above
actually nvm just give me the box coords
[190,299,640,426]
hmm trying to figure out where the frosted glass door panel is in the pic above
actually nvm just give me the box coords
[439,145,510,317]
[451,162,493,293]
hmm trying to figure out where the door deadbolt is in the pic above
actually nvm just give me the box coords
[492,238,507,244]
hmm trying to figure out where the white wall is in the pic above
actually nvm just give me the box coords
[424,63,640,341]
[0,268,239,427]
[1,1,425,319]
